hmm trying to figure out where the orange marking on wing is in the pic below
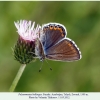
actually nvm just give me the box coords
[58,27,63,33]
[54,27,57,30]
[68,44,76,53]
[68,43,72,47]
[50,26,53,30]
[57,27,64,37]
[61,33,64,37]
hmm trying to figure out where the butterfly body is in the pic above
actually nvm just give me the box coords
[35,23,82,62]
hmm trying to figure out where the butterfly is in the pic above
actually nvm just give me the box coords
[35,23,82,63]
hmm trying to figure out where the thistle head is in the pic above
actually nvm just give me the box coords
[14,20,40,41]
[13,20,41,64]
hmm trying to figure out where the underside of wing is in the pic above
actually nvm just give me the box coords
[45,38,82,61]
[35,38,45,61]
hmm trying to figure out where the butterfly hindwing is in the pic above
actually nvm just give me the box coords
[45,38,81,61]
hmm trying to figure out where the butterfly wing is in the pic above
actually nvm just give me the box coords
[45,38,82,61]
[35,38,45,61]
[40,23,67,51]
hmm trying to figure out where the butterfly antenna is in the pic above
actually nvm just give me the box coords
[39,61,43,72]
[45,59,52,71]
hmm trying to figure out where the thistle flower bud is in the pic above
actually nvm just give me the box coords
[13,20,40,64]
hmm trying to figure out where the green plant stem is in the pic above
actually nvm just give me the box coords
[9,64,26,92]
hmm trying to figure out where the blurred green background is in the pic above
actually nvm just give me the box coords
[0,1,100,92]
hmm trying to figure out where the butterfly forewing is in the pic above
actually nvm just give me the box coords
[41,23,66,50]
